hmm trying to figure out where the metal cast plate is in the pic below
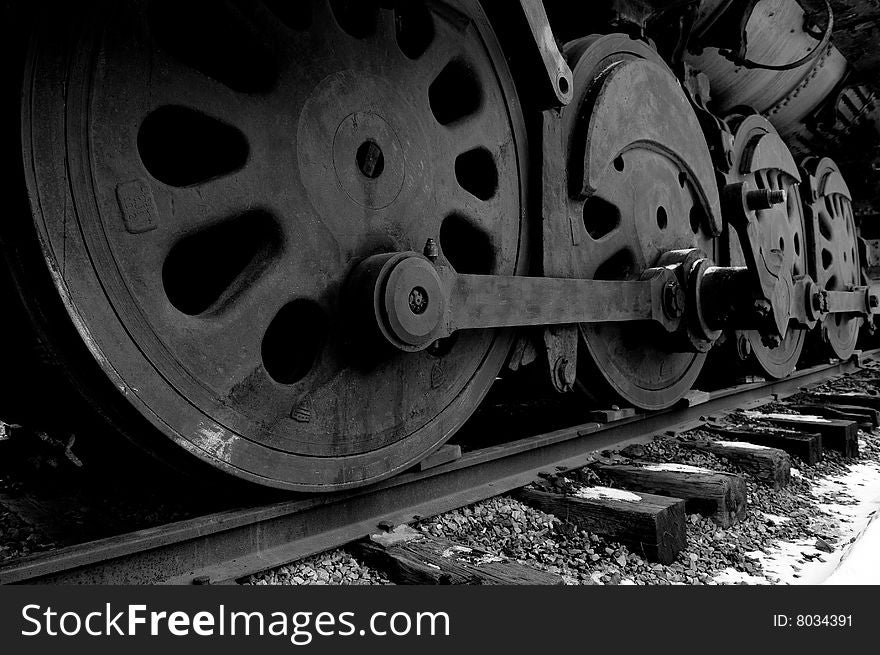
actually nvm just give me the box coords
[562,35,721,410]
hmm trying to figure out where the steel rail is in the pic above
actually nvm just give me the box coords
[1,350,877,585]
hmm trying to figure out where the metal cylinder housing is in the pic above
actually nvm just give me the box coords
[688,0,847,144]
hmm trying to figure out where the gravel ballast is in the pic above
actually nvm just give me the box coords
[245,549,391,586]
[246,367,880,586]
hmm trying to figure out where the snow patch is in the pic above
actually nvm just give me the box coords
[576,487,642,503]
[714,566,770,585]
[714,461,880,585]
[442,545,474,558]
[475,554,505,565]
[824,510,880,585]
[761,513,790,525]
[745,411,832,424]
[714,440,772,451]
[644,463,712,474]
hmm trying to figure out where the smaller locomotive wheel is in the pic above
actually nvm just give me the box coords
[561,35,722,411]
[802,157,862,361]
[723,113,808,379]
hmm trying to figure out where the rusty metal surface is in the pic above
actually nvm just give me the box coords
[1,350,874,585]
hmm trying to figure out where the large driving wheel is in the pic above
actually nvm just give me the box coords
[7,0,528,490]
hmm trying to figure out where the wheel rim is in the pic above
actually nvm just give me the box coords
[22,0,527,490]
[725,114,807,379]
[563,36,721,411]
[802,157,861,360]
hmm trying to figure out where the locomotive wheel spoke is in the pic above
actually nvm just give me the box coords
[142,50,268,136]
[577,224,632,270]
[416,22,466,84]
[165,267,309,396]
[150,168,271,248]
[442,110,497,155]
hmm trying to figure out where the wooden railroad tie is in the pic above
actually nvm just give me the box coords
[515,486,686,564]
[805,391,880,413]
[352,526,563,585]
[682,440,791,489]
[704,426,822,466]
[788,403,879,429]
[743,411,859,458]
[595,463,747,528]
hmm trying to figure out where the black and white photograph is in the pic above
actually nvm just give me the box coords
[0,0,878,650]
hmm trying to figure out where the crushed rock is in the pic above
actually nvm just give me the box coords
[244,549,391,586]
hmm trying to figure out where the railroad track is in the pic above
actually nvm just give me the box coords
[2,349,878,585]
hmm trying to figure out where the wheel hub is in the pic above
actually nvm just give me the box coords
[333,111,402,207]
[301,72,414,219]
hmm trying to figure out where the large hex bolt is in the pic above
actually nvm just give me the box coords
[746,188,787,211]
[423,238,439,262]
